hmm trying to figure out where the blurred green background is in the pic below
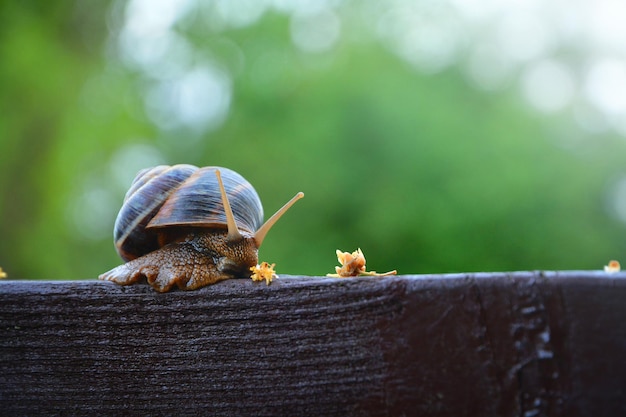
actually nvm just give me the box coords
[2,1,626,280]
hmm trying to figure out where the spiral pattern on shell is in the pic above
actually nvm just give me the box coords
[113,164,263,262]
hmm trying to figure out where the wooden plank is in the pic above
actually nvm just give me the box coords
[1,272,625,416]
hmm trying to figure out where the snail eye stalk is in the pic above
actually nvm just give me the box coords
[215,169,243,243]
[253,192,304,248]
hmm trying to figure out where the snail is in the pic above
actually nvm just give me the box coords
[99,164,303,292]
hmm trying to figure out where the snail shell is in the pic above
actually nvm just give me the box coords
[114,164,263,262]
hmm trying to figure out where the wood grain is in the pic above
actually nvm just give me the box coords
[1,272,625,416]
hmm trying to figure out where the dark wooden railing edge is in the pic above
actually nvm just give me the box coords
[1,271,625,416]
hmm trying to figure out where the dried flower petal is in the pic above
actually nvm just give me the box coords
[604,260,621,273]
[334,248,367,277]
[250,262,277,285]
[0,267,6,279]
[328,248,397,278]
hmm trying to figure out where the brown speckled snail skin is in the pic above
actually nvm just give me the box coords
[99,164,303,292]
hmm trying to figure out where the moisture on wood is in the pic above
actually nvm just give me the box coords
[1,272,625,416]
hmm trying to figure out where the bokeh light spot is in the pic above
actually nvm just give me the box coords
[143,64,232,134]
[584,58,626,115]
[215,0,268,28]
[377,4,461,74]
[464,43,514,91]
[290,8,341,53]
[610,175,626,225]
[70,186,119,241]
[109,144,167,192]
[521,59,575,113]
[496,11,552,63]
[119,0,195,73]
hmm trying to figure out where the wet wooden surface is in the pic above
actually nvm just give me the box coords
[1,271,625,416]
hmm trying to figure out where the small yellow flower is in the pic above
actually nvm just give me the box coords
[604,260,621,273]
[0,267,6,279]
[250,262,277,285]
[327,248,396,277]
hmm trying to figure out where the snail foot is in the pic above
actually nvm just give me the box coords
[99,242,231,292]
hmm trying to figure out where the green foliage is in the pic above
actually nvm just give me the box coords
[1,2,625,280]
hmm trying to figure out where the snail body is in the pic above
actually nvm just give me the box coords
[99,165,303,292]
